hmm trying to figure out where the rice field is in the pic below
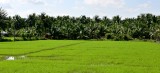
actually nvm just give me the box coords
[0,40,160,73]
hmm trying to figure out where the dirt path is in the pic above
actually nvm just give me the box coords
[0,42,84,56]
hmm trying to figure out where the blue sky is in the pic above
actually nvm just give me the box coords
[0,0,160,18]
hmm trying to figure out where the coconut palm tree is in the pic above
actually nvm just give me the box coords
[0,7,7,41]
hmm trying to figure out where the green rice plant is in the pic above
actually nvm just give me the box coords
[0,40,160,73]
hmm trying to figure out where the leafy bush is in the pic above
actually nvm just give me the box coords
[105,33,115,39]
[154,30,160,41]
[124,34,133,41]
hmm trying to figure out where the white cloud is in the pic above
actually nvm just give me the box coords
[6,9,33,17]
[13,0,46,5]
[0,0,12,9]
[3,0,66,17]
[0,0,11,3]
[57,0,63,3]
[138,2,151,8]
[0,3,12,9]
[84,0,125,7]
[126,8,139,13]
[0,0,46,5]
[125,2,151,13]
[1,0,158,18]
[25,0,45,5]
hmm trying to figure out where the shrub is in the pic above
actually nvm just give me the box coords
[124,34,133,41]
[105,33,114,39]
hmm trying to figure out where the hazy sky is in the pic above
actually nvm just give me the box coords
[0,0,160,18]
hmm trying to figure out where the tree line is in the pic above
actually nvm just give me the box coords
[0,8,160,41]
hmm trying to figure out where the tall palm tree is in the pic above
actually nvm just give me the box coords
[112,15,121,24]
[0,7,7,40]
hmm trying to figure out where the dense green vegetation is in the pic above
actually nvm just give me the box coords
[0,40,160,73]
[0,7,160,41]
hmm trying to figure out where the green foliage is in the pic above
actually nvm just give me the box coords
[1,7,160,41]
[1,40,160,73]
[0,7,7,41]
[124,34,133,40]
[154,31,160,41]
[17,27,37,40]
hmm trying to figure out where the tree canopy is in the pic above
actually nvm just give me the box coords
[0,7,7,41]
[0,8,160,41]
